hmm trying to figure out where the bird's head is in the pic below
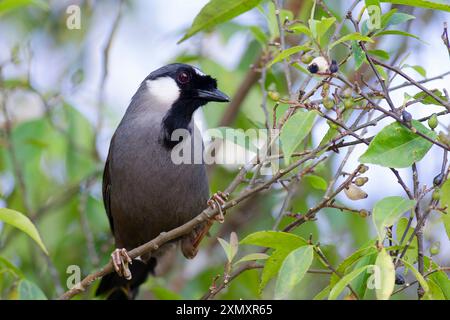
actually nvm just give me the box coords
[144,63,229,110]
[141,63,229,148]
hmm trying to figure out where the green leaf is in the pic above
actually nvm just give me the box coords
[404,64,426,78]
[274,245,313,299]
[313,285,331,300]
[218,232,238,263]
[424,256,450,299]
[329,265,372,300]
[17,279,47,300]
[396,217,418,263]
[368,49,390,60]
[413,89,448,106]
[352,41,365,69]
[0,256,24,278]
[249,26,268,47]
[374,30,421,41]
[260,249,289,292]
[0,208,48,254]
[375,248,395,300]
[382,12,415,28]
[359,120,437,168]
[380,0,450,12]
[280,110,317,164]
[305,175,328,191]
[288,23,313,38]
[178,0,263,43]
[330,32,374,49]
[268,45,310,67]
[423,279,446,300]
[402,258,429,295]
[242,231,308,292]
[235,253,269,265]
[440,179,450,240]
[309,17,336,40]
[0,0,48,15]
[240,231,307,250]
[372,196,416,240]
[330,245,377,287]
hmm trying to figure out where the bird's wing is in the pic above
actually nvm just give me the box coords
[102,137,115,235]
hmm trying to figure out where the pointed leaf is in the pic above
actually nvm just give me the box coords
[0,208,48,254]
[359,120,437,168]
[274,245,314,299]
[372,196,416,240]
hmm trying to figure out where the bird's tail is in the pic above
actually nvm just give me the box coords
[95,258,156,300]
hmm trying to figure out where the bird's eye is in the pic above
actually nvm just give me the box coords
[177,71,190,84]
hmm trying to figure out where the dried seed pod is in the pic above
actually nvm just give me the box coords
[395,273,405,285]
[428,113,438,130]
[268,91,280,101]
[354,177,369,186]
[433,173,444,186]
[402,110,412,123]
[344,184,368,201]
[430,241,440,256]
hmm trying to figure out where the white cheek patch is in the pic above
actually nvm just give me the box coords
[146,76,180,107]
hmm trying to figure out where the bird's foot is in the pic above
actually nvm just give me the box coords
[207,191,229,223]
[111,248,133,280]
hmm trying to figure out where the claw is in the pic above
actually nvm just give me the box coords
[111,248,132,280]
[207,191,229,223]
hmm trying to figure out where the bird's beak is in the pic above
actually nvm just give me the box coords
[196,88,230,102]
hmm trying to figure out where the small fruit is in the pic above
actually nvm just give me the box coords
[359,165,369,174]
[428,113,438,130]
[354,177,368,186]
[433,173,444,186]
[301,53,313,64]
[430,241,440,256]
[395,273,405,285]
[268,91,280,101]
[432,189,440,201]
[402,110,412,123]
[343,98,353,109]
[344,184,368,201]
[323,98,334,110]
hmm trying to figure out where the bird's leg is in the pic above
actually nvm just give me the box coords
[181,191,229,259]
[111,248,133,280]
[206,191,229,223]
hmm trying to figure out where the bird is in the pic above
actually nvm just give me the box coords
[95,63,230,299]
[307,56,338,75]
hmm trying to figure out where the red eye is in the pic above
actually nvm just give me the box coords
[177,71,190,84]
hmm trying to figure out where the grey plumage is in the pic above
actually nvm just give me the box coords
[97,64,228,299]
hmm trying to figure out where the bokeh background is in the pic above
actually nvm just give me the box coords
[0,0,449,299]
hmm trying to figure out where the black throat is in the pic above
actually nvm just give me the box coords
[160,98,204,149]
